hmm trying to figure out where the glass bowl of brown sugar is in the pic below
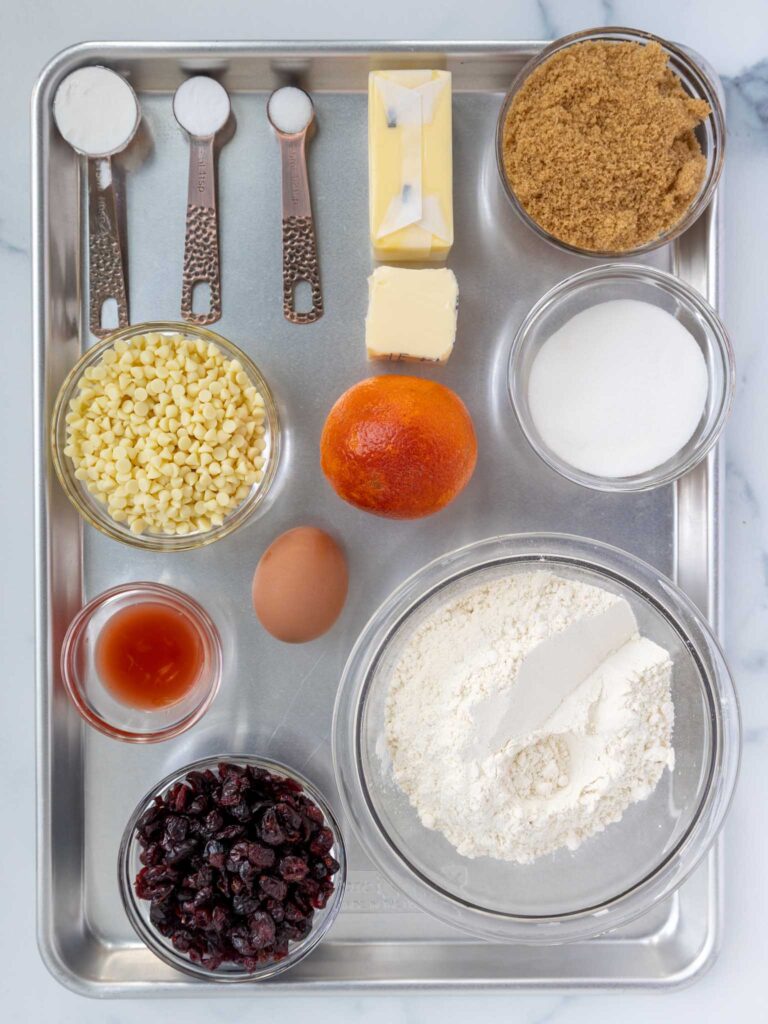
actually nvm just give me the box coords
[495,27,725,258]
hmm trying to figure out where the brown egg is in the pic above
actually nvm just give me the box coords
[252,526,349,643]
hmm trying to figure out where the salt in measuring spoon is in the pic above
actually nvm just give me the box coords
[267,87,324,324]
[53,66,140,338]
[173,76,231,326]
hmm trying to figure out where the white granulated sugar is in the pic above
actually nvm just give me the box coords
[527,299,709,479]
[385,572,675,863]
[54,66,139,157]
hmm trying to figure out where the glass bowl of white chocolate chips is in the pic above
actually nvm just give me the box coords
[52,323,280,551]
[332,533,740,943]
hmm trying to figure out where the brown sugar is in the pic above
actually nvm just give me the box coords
[501,41,711,251]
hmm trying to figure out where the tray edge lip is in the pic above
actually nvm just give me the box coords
[31,37,726,997]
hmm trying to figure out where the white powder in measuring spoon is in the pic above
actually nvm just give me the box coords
[173,76,231,137]
[268,87,314,134]
[53,66,139,157]
[527,299,709,478]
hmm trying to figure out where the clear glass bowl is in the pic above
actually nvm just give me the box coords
[61,582,222,742]
[495,27,726,258]
[119,755,347,981]
[332,534,740,944]
[51,321,280,551]
[508,264,735,491]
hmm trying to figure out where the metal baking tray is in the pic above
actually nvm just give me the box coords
[33,40,724,995]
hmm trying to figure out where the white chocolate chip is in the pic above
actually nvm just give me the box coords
[64,332,267,536]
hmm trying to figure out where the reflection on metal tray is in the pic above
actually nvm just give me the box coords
[33,41,724,995]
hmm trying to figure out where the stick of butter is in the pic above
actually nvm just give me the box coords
[368,70,453,261]
[365,266,459,363]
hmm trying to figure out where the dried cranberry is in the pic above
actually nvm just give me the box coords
[265,899,285,923]
[216,824,245,841]
[246,843,275,868]
[279,855,309,882]
[219,777,244,807]
[203,810,224,835]
[299,798,325,825]
[281,921,309,941]
[188,794,208,816]
[283,901,306,924]
[230,925,255,956]
[229,800,253,822]
[258,807,285,846]
[149,899,172,927]
[139,842,162,867]
[169,783,189,813]
[238,860,257,885]
[298,877,320,901]
[284,778,303,793]
[276,803,302,841]
[232,892,260,918]
[211,905,230,932]
[249,911,276,949]
[132,762,340,972]
[171,929,193,953]
[165,839,197,866]
[225,840,250,868]
[259,874,288,901]
[309,828,334,856]
[204,839,226,869]
[184,865,212,890]
[185,771,207,793]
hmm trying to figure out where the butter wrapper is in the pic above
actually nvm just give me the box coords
[368,70,453,261]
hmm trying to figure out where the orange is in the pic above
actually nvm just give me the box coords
[320,375,477,519]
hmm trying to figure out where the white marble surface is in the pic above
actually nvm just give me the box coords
[3,0,766,1019]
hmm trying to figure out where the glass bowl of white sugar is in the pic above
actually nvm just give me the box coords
[332,533,740,943]
[507,264,735,492]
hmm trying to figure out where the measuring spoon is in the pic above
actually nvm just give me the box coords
[53,66,140,338]
[173,77,231,326]
[267,87,324,324]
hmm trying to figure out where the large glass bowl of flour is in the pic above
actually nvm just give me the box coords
[332,534,740,943]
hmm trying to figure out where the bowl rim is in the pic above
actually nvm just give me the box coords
[507,263,736,492]
[494,26,726,258]
[60,581,223,742]
[331,532,740,944]
[50,320,281,551]
[118,754,347,981]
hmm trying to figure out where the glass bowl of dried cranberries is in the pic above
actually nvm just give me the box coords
[118,756,346,981]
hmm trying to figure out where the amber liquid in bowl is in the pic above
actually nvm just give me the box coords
[95,602,204,710]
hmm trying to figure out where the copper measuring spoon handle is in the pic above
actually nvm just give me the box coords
[180,134,222,326]
[88,156,130,338]
[276,129,323,324]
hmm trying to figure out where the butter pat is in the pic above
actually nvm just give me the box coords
[368,70,453,261]
[365,266,459,363]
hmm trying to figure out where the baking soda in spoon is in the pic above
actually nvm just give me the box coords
[173,76,231,325]
[527,299,708,478]
[267,87,314,134]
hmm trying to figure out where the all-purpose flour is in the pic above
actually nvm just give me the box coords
[385,571,675,863]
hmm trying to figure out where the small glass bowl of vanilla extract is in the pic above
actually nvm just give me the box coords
[60,582,222,742]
